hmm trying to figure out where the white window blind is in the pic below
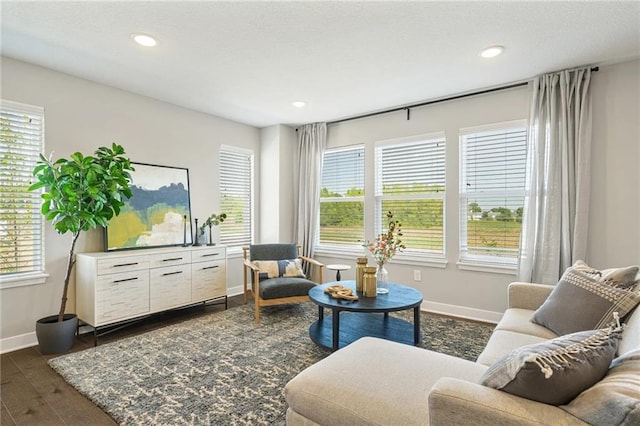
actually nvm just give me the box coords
[0,100,45,278]
[375,134,446,257]
[319,146,364,247]
[219,147,253,248]
[459,121,527,265]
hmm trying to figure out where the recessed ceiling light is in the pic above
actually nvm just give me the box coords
[480,45,504,58]
[131,33,158,47]
[292,101,306,108]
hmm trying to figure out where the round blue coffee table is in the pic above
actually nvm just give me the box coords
[308,280,423,351]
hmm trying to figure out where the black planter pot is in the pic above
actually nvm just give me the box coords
[35,313,78,354]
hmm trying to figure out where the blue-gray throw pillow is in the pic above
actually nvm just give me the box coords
[531,267,640,336]
[480,327,621,405]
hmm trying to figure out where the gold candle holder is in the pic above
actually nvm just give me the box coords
[355,257,368,292]
[363,266,377,297]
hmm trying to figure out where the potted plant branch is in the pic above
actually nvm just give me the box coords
[200,213,227,246]
[29,143,134,354]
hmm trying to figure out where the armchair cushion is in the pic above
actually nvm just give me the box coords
[250,243,298,261]
[259,277,316,300]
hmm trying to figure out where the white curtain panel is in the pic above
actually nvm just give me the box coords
[517,68,593,284]
[294,122,327,262]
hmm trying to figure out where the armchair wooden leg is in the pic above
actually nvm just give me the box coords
[254,269,260,324]
[253,295,260,324]
[243,267,247,305]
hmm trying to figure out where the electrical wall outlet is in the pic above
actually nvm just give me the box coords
[413,270,421,281]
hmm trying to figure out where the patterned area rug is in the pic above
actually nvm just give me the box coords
[49,302,494,425]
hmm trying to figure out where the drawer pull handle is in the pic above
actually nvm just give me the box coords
[162,257,183,262]
[201,253,219,257]
[162,271,183,276]
[113,277,138,283]
[202,265,219,270]
[113,262,138,268]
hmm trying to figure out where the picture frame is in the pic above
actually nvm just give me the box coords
[104,162,192,251]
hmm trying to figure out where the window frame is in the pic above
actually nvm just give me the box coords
[316,145,365,254]
[0,99,48,288]
[374,132,447,266]
[218,145,254,254]
[458,119,527,272]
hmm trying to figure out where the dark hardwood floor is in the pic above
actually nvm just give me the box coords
[1,294,245,425]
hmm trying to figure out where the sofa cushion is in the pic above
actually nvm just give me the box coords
[495,308,558,339]
[476,329,549,367]
[531,267,640,336]
[561,348,640,425]
[284,336,488,426]
[619,305,640,356]
[480,327,621,405]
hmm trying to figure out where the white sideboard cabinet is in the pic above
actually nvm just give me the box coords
[76,245,226,342]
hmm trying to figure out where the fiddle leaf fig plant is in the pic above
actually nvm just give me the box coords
[29,143,134,322]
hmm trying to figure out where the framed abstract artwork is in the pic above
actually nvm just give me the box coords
[104,162,192,251]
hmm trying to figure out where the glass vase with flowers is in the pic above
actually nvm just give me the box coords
[366,211,406,294]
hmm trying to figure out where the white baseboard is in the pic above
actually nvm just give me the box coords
[421,300,502,324]
[1,331,37,354]
[227,284,245,297]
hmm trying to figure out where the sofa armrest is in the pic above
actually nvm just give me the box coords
[429,378,586,426]
[508,282,554,310]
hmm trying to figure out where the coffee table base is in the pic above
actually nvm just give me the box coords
[309,312,421,351]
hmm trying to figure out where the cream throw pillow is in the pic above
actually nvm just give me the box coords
[252,259,305,280]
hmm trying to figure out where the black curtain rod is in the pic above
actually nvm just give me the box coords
[325,66,599,126]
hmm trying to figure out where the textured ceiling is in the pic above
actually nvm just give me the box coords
[2,1,639,128]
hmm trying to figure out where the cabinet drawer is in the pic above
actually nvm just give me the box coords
[191,247,226,263]
[149,251,191,268]
[97,256,149,275]
[192,260,226,301]
[95,271,149,325]
[149,265,192,312]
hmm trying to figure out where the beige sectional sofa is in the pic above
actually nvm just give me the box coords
[284,282,640,425]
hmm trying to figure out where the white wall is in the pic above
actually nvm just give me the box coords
[258,124,295,243]
[0,57,259,350]
[317,59,640,320]
[588,59,640,267]
[259,125,279,242]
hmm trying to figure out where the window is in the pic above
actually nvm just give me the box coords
[219,146,253,249]
[375,133,446,258]
[0,100,46,285]
[319,146,365,248]
[459,121,527,266]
